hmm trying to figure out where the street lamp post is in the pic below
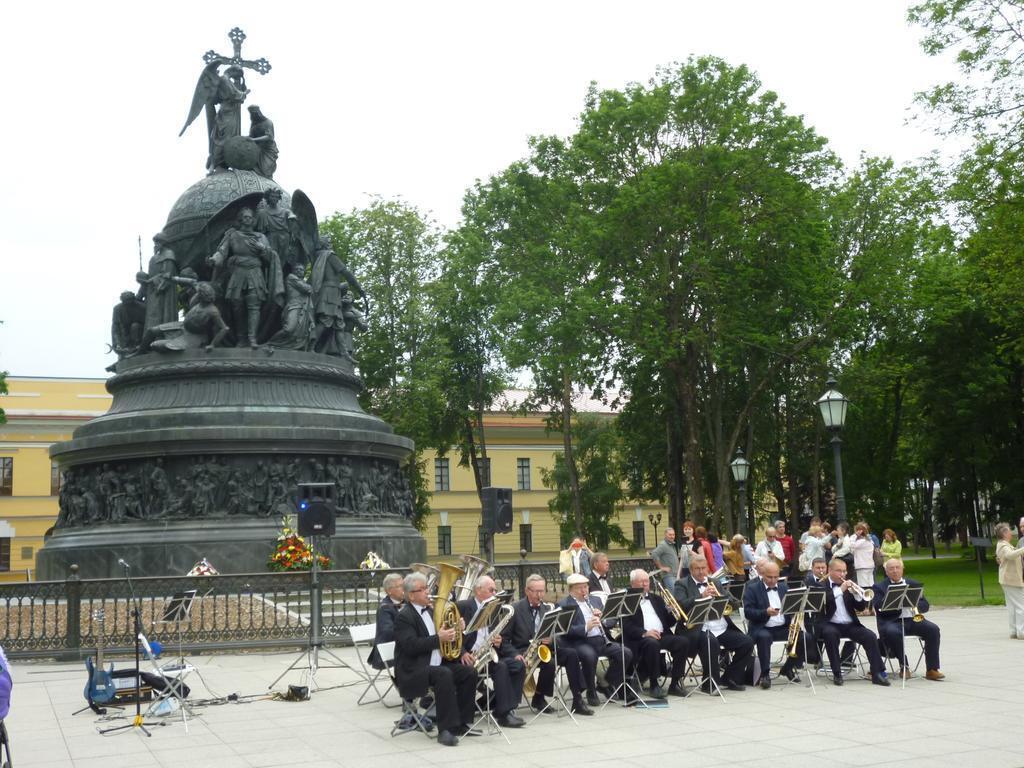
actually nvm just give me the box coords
[730,448,751,538]
[816,377,850,526]
[647,511,662,543]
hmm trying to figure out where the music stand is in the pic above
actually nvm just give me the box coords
[880,584,918,689]
[684,596,729,701]
[777,587,816,693]
[529,607,578,723]
[598,590,647,710]
[158,590,197,669]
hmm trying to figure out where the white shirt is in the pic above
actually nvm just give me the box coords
[756,539,785,561]
[829,582,854,625]
[639,595,664,634]
[765,586,785,628]
[577,598,604,638]
[692,578,727,637]
[417,605,442,666]
[595,575,611,593]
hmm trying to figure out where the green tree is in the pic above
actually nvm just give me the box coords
[541,414,630,549]
[460,138,613,535]
[320,199,445,528]
[572,57,840,533]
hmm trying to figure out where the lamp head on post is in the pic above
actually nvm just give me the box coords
[817,376,850,525]
[816,377,849,432]
[730,447,751,538]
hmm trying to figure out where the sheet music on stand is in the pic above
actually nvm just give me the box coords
[878,583,920,689]
[684,596,730,701]
[598,591,646,710]
[464,594,509,634]
[527,607,577,724]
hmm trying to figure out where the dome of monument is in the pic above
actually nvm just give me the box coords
[162,169,290,264]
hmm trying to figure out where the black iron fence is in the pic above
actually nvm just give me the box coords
[0,557,653,660]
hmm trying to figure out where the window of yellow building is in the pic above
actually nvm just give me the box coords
[516,458,531,490]
[0,458,11,496]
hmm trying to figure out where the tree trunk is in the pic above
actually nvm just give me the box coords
[680,343,705,525]
[561,369,583,535]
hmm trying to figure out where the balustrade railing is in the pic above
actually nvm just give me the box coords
[0,556,654,659]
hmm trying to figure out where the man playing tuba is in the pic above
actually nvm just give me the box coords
[393,572,478,747]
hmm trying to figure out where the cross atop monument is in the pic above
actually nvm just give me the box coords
[203,27,271,76]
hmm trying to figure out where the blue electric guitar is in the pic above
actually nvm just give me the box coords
[83,610,115,710]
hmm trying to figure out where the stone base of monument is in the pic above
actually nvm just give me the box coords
[37,518,424,579]
[40,348,424,580]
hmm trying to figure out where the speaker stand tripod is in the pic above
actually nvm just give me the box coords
[269,538,358,692]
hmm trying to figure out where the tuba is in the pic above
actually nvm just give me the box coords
[409,563,440,596]
[453,554,492,600]
[433,562,466,661]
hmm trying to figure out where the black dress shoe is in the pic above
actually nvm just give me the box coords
[586,690,601,707]
[759,676,771,690]
[724,680,745,691]
[648,684,668,698]
[571,699,594,716]
[833,676,844,686]
[699,681,714,694]
[871,673,891,687]
[496,712,525,728]
[667,681,688,697]
[437,730,459,747]
[780,666,798,682]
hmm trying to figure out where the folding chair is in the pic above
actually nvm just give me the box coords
[348,624,396,707]
[378,643,434,739]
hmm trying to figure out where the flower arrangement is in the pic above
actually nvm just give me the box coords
[268,518,331,571]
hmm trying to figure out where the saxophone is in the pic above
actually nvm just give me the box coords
[522,602,555,698]
[472,604,515,674]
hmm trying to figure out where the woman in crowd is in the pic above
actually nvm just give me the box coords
[723,534,751,581]
[995,522,1024,639]
[850,522,876,593]
[708,532,725,571]
[880,528,902,561]
[800,524,828,570]
[691,526,715,568]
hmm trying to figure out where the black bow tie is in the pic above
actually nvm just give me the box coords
[420,606,431,615]
[697,582,708,588]
[766,587,777,592]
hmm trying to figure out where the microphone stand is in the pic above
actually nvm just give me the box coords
[99,561,155,736]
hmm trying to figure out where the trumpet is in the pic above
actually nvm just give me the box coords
[647,571,688,624]
[847,582,874,602]
[703,569,735,616]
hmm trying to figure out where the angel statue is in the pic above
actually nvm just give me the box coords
[180,64,251,174]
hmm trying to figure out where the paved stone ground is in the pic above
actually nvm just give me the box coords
[7,605,1022,768]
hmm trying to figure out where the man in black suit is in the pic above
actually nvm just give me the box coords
[672,554,753,692]
[393,572,478,747]
[588,552,613,599]
[872,559,944,681]
[623,569,691,698]
[818,559,890,687]
[559,573,634,705]
[369,572,405,669]
[505,574,592,715]
[456,575,525,728]
[743,561,802,689]
[799,558,828,664]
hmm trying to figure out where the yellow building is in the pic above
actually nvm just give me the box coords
[0,378,664,576]
[0,377,113,580]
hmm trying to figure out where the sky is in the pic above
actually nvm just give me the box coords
[0,1,960,379]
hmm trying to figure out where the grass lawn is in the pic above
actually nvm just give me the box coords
[900,554,1003,606]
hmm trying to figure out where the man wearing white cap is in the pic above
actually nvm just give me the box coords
[558,573,635,705]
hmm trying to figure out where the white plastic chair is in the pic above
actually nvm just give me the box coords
[349,624,396,706]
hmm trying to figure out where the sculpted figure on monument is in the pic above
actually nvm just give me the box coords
[336,457,356,512]
[148,458,171,518]
[110,291,145,358]
[250,460,269,509]
[248,105,278,179]
[209,208,284,348]
[145,282,230,352]
[266,273,315,351]
[255,189,295,271]
[311,236,365,357]
[267,461,289,508]
[137,234,179,332]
